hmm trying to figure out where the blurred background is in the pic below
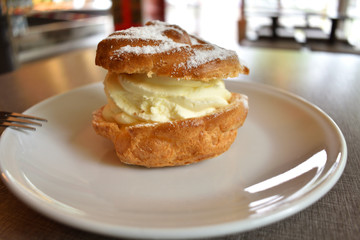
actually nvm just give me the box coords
[1,0,360,73]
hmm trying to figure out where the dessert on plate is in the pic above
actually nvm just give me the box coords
[92,20,249,168]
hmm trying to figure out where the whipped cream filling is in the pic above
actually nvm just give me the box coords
[102,73,232,124]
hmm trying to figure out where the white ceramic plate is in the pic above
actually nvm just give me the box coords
[0,81,347,239]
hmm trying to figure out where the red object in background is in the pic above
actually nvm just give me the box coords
[112,0,142,30]
[112,0,164,30]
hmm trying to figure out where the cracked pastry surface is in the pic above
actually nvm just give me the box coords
[95,20,249,81]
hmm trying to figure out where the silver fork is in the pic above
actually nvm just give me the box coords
[0,111,47,131]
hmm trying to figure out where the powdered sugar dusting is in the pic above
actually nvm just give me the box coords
[186,46,235,68]
[108,21,171,41]
[106,21,238,70]
[113,42,188,55]
[189,36,200,45]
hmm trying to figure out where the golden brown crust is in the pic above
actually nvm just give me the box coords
[95,21,249,81]
[92,93,248,168]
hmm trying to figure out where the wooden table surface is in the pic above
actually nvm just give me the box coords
[0,47,359,240]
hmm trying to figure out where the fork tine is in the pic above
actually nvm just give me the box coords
[0,111,47,131]
[6,112,47,122]
[5,116,42,126]
[0,122,36,131]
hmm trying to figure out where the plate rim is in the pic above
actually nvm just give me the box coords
[0,81,347,239]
